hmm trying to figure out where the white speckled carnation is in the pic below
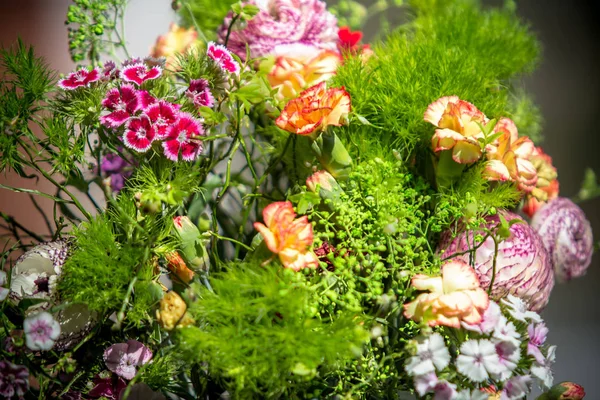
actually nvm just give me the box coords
[530,197,593,282]
[218,0,339,60]
[439,211,554,312]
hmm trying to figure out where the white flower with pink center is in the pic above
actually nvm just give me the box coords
[103,339,153,380]
[405,333,450,376]
[162,112,205,162]
[413,372,438,397]
[207,42,240,74]
[121,63,162,86]
[494,340,521,381]
[492,316,521,347]
[0,270,8,301]
[502,295,542,323]
[58,67,101,90]
[145,100,179,139]
[123,115,156,152]
[527,322,548,364]
[456,339,503,383]
[531,345,556,389]
[186,79,215,108]
[23,311,61,351]
[500,375,531,400]
[100,84,142,128]
[462,300,502,334]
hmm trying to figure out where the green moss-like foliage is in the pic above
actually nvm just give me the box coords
[332,0,541,161]
[176,262,368,399]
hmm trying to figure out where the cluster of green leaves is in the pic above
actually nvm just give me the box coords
[176,0,238,40]
[176,262,368,399]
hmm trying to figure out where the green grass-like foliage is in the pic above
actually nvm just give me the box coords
[333,0,541,161]
[177,262,368,399]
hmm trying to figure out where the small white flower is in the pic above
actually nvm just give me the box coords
[494,341,521,381]
[23,311,61,351]
[456,339,503,382]
[456,389,489,400]
[500,375,531,400]
[0,270,9,301]
[501,295,541,323]
[432,380,457,400]
[462,300,502,334]
[414,372,438,397]
[492,316,521,347]
[531,345,556,389]
[405,333,451,376]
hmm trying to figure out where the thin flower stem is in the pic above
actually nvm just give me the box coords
[29,194,54,235]
[224,13,241,47]
[0,212,46,243]
[488,235,499,295]
[208,231,252,251]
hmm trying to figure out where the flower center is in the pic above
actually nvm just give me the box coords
[178,130,188,143]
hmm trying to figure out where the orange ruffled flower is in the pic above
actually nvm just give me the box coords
[275,82,351,138]
[484,118,538,192]
[151,23,199,69]
[268,50,341,101]
[522,147,559,217]
[403,260,489,328]
[424,96,489,164]
[253,201,319,271]
[165,251,194,284]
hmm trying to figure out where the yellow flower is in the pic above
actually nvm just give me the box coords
[425,96,488,164]
[156,291,194,331]
[151,23,199,69]
[253,201,319,271]
[403,260,489,328]
[275,82,351,138]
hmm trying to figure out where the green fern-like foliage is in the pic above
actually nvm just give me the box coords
[333,0,541,161]
[176,262,368,399]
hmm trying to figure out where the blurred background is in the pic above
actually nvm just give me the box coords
[1,0,599,397]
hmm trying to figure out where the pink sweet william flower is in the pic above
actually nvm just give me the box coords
[100,84,142,128]
[23,311,61,351]
[207,42,240,74]
[145,100,179,139]
[219,0,339,61]
[121,62,162,85]
[101,60,119,81]
[87,374,127,399]
[527,322,549,364]
[123,115,156,152]
[162,112,205,161]
[186,79,215,108]
[0,361,29,398]
[58,67,101,90]
[103,339,152,380]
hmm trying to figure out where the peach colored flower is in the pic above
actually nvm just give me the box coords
[306,170,336,192]
[151,23,199,69]
[165,251,194,284]
[253,201,319,271]
[522,147,559,217]
[484,118,538,192]
[267,50,342,101]
[403,260,489,328]
[424,96,489,164]
[275,81,351,138]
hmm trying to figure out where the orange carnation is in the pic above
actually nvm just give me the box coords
[522,146,559,217]
[403,260,489,328]
[151,23,199,69]
[275,82,351,138]
[165,251,194,284]
[253,201,319,271]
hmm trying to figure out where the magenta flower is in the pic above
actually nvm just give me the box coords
[138,90,157,109]
[0,361,29,398]
[219,0,339,61]
[23,311,61,351]
[101,60,119,81]
[58,67,101,90]
[87,374,127,399]
[527,322,549,364]
[103,340,153,380]
[0,270,8,301]
[145,100,179,139]
[123,116,156,152]
[121,63,162,85]
[207,42,240,74]
[162,112,205,161]
[100,84,142,128]
[531,197,594,282]
[186,79,215,108]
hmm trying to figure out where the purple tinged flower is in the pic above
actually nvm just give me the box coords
[88,374,127,399]
[440,211,554,311]
[24,311,61,351]
[492,316,521,347]
[456,339,503,383]
[0,361,29,398]
[100,152,134,193]
[186,79,215,108]
[58,67,101,90]
[494,340,521,381]
[162,112,204,162]
[433,380,458,400]
[462,300,502,334]
[219,0,339,61]
[414,372,438,397]
[121,63,162,86]
[144,100,179,139]
[501,375,531,400]
[122,57,143,67]
[532,345,556,389]
[123,115,156,152]
[103,340,152,380]
[0,270,8,301]
[100,84,142,128]
[531,197,594,282]
[528,322,549,364]
[405,333,451,377]
[101,60,119,81]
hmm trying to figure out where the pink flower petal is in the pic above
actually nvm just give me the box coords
[123,116,156,152]
[145,100,179,138]
[207,42,240,74]
[121,63,162,85]
[58,67,101,90]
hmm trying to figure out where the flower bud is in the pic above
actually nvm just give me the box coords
[165,251,194,283]
[531,197,593,282]
[306,170,342,205]
[538,382,585,400]
[173,216,210,272]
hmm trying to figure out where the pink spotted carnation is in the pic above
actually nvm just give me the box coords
[207,42,240,74]
[121,62,162,85]
[186,79,215,108]
[58,67,101,90]
[162,112,205,161]
[218,0,339,61]
[100,84,142,128]
[123,115,156,152]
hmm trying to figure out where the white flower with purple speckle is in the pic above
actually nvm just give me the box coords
[24,311,61,351]
[502,295,541,323]
[103,339,153,380]
[456,339,503,382]
[492,316,521,347]
[405,333,450,376]
[527,322,548,364]
[500,375,531,400]
[494,340,521,381]
[414,372,438,397]
[531,345,556,389]
[432,380,457,400]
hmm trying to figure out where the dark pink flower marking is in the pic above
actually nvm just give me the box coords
[101,61,119,81]
[162,112,204,162]
[121,63,162,85]
[138,90,158,109]
[207,42,240,74]
[100,84,141,128]
[58,67,101,90]
[0,361,29,398]
[186,78,215,108]
[145,100,179,138]
[123,115,156,152]
[87,374,127,399]
[103,340,153,380]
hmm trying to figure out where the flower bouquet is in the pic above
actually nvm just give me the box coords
[0,0,596,398]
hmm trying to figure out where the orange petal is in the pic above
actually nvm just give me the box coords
[451,140,481,164]
[254,222,280,253]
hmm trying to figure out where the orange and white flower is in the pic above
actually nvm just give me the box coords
[151,23,199,69]
[403,260,489,328]
[253,201,319,271]
[484,118,538,192]
[275,82,351,138]
[267,50,342,101]
[522,147,559,217]
[424,96,489,164]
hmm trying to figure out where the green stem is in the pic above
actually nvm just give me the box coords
[488,235,499,295]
